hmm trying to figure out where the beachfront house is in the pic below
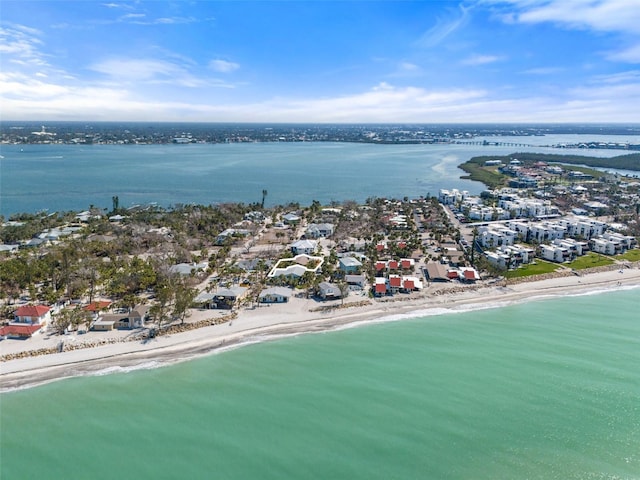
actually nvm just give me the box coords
[96,306,149,330]
[210,287,248,309]
[0,304,52,338]
[92,320,115,331]
[459,267,480,283]
[424,262,450,282]
[258,287,293,304]
[317,282,343,300]
[14,305,52,325]
[374,277,388,296]
[345,274,366,288]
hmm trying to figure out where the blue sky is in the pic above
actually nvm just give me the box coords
[1,0,639,123]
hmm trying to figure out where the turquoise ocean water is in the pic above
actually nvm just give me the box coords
[2,288,639,479]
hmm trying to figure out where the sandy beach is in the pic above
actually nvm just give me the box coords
[2,265,639,392]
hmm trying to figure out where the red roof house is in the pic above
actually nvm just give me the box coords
[403,279,415,291]
[388,260,399,270]
[83,301,112,312]
[0,323,43,339]
[462,268,480,282]
[401,259,414,270]
[375,261,387,271]
[389,275,402,288]
[375,283,387,295]
[14,305,51,325]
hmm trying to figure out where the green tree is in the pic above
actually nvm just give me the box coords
[150,284,172,329]
[173,279,197,324]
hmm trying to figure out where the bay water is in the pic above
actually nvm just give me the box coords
[0,139,632,217]
[2,288,639,479]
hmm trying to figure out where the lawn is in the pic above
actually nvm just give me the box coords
[505,260,560,278]
[568,252,615,270]
[616,249,640,262]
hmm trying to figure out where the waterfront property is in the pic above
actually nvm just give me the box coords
[317,282,343,300]
[259,287,293,304]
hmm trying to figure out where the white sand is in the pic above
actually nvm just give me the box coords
[2,266,639,392]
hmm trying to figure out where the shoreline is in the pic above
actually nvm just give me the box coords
[2,266,640,392]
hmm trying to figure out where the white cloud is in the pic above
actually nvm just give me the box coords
[416,4,471,48]
[461,54,504,66]
[606,43,640,63]
[209,59,240,73]
[102,3,134,9]
[488,0,640,35]
[400,62,419,71]
[2,62,638,122]
[89,57,209,87]
[520,66,565,75]
[0,25,48,67]
[592,70,640,83]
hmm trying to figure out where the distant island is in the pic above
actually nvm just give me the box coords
[2,122,640,149]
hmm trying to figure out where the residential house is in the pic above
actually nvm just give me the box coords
[0,244,19,253]
[388,275,402,293]
[345,274,366,288]
[14,305,51,325]
[400,258,415,270]
[91,320,115,331]
[282,213,301,225]
[259,287,293,304]
[424,262,450,282]
[374,277,388,296]
[306,223,335,238]
[317,282,343,300]
[2,305,52,338]
[98,306,149,330]
[290,239,318,255]
[339,256,362,273]
[459,267,480,283]
[216,228,250,246]
[209,287,248,309]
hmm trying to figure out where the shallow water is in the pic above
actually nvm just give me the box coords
[2,288,639,479]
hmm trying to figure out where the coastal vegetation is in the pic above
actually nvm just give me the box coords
[458,152,640,190]
[500,152,640,171]
[457,160,507,189]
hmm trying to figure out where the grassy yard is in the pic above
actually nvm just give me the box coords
[505,260,560,278]
[568,252,615,270]
[616,249,640,262]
